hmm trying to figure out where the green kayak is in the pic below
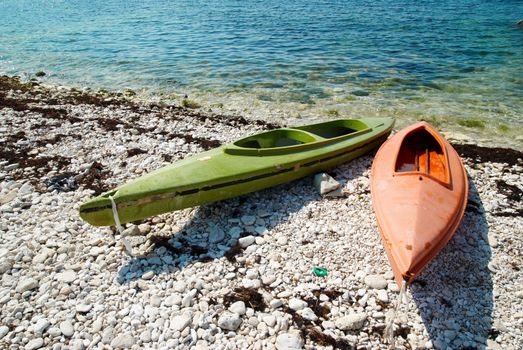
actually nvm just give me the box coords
[79,117,394,226]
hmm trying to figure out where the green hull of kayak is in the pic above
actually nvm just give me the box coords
[79,118,394,226]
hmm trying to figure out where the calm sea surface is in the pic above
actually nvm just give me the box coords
[1,0,522,145]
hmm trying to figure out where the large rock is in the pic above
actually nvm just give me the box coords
[335,313,367,330]
[364,275,387,289]
[217,312,242,331]
[276,333,303,350]
[313,173,340,195]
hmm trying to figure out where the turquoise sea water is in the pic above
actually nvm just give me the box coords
[1,0,522,145]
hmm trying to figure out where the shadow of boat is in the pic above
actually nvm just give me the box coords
[410,177,494,349]
[115,156,370,285]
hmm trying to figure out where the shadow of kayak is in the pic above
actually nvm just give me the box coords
[410,177,493,349]
[114,154,370,285]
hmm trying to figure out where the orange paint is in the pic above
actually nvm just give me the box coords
[371,122,468,287]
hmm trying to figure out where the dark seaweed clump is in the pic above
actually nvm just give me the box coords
[223,287,267,311]
[452,143,523,166]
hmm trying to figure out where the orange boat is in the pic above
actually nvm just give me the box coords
[371,122,468,287]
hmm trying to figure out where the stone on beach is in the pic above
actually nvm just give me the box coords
[59,320,74,337]
[313,173,340,195]
[110,333,135,349]
[16,277,38,293]
[335,313,367,330]
[217,312,242,331]
[364,274,387,289]
[276,333,304,349]
[171,314,192,331]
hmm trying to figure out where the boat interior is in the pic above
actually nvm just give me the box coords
[232,119,370,150]
[395,128,448,183]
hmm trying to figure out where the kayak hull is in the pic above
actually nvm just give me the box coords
[371,122,468,286]
[80,118,394,226]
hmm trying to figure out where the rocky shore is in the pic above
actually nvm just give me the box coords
[0,75,522,349]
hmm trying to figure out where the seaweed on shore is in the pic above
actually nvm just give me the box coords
[495,180,522,202]
[452,143,523,166]
[75,161,112,195]
[168,132,222,150]
[223,287,267,311]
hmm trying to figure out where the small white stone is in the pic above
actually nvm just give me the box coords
[165,294,182,307]
[364,275,387,289]
[300,307,318,321]
[110,333,135,348]
[241,215,256,226]
[76,304,92,313]
[0,325,8,339]
[217,312,242,331]
[171,314,192,332]
[26,338,44,350]
[60,320,74,337]
[270,299,283,309]
[173,281,187,293]
[275,333,303,350]
[142,271,154,280]
[182,289,196,307]
[209,226,225,243]
[335,313,367,330]
[229,301,246,315]
[34,319,50,334]
[58,270,77,283]
[314,173,340,195]
[376,290,389,303]
[16,277,38,293]
[288,298,307,311]
[263,315,277,327]
[239,235,255,248]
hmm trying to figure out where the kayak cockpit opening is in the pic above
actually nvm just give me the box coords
[233,129,317,149]
[294,119,370,139]
[394,127,449,185]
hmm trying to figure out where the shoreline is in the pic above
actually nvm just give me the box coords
[3,74,523,150]
[1,74,522,349]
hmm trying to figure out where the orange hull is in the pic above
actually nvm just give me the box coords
[371,122,468,287]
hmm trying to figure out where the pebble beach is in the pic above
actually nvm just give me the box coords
[1,75,522,349]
